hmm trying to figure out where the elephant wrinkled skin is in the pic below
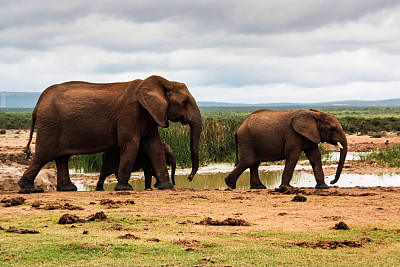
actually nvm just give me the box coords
[96,142,176,191]
[18,75,202,191]
[225,109,347,189]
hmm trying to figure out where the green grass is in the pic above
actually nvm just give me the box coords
[359,145,400,167]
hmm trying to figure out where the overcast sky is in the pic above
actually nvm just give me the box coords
[1,0,400,103]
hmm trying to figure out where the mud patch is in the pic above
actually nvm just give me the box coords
[147,238,160,242]
[118,233,140,239]
[86,211,108,222]
[58,214,86,224]
[99,198,135,208]
[333,221,350,230]
[1,197,25,207]
[296,237,371,249]
[104,224,132,231]
[292,194,307,202]
[35,202,84,210]
[197,217,250,226]
[273,187,306,195]
[5,226,39,234]
[58,212,107,224]
[173,239,213,248]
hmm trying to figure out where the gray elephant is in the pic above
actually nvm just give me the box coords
[96,142,176,191]
[225,109,347,189]
[19,75,202,191]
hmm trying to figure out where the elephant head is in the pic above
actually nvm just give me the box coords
[137,75,202,181]
[292,109,347,185]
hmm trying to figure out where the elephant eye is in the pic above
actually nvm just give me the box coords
[329,126,336,131]
[183,98,190,106]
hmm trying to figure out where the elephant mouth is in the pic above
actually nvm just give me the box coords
[179,115,188,124]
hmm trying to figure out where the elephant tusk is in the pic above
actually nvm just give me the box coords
[337,142,343,149]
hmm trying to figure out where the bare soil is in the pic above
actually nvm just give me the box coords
[1,187,400,234]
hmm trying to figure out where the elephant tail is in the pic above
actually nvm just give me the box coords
[24,106,37,160]
[234,131,239,166]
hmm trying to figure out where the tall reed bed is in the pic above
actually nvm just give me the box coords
[70,153,103,173]
[159,119,241,167]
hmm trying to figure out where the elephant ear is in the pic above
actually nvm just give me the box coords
[291,110,321,144]
[137,75,169,128]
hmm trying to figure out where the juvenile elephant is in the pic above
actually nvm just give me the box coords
[96,142,176,191]
[19,75,202,191]
[225,109,347,189]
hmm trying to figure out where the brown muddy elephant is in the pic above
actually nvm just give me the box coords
[18,75,202,191]
[96,142,176,191]
[225,109,347,189]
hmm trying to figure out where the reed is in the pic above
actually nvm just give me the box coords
[70,153,103,173]
[360,145,400,167]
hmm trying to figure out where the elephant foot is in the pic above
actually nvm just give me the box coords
[114,182,133,191]
[224,176,236,189]
[315,182,329,189]
[157,181,174,190]
[95,186,104,191]
[153,181,160,188]
[145,187,152,191]
[57,183,78,191]
[18,176,34,189]
[250,183,267,189]
[279,184,293,189]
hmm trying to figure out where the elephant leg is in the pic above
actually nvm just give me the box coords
[141,133,173,190]
[224,162,249,189]
[18,158,48,189]
[56,155,77,191]
[97,149,119,191]
[144,172,153,190]
[280,151,301,188]
[305,146,329,189]
[115,142,139,191]
[250,162,266,189]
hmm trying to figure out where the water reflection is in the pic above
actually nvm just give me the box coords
[76,171,400,191]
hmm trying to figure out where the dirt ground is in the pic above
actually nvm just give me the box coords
[1,187,400,234]
[1,130,400,234]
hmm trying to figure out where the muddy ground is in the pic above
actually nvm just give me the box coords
[1,130,400,235]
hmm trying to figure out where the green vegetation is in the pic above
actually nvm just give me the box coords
[0,111,32,129]
[70,153,103,173]
[359,145,400,167]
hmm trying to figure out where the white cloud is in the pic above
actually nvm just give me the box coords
[1,0,400,103]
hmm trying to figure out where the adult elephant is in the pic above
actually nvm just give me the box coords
[224,109,347,189]
[18,75,202,191]
[95,142,176,191]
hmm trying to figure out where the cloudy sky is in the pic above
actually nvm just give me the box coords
[1,0,400,103]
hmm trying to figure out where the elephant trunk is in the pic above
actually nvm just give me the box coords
[170,156,176,185]
[330,137,348,185]
[187,111,202,182]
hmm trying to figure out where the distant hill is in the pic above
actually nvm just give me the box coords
[1,91,400,109]
[0,92,41,108]
[198,99,400,109]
